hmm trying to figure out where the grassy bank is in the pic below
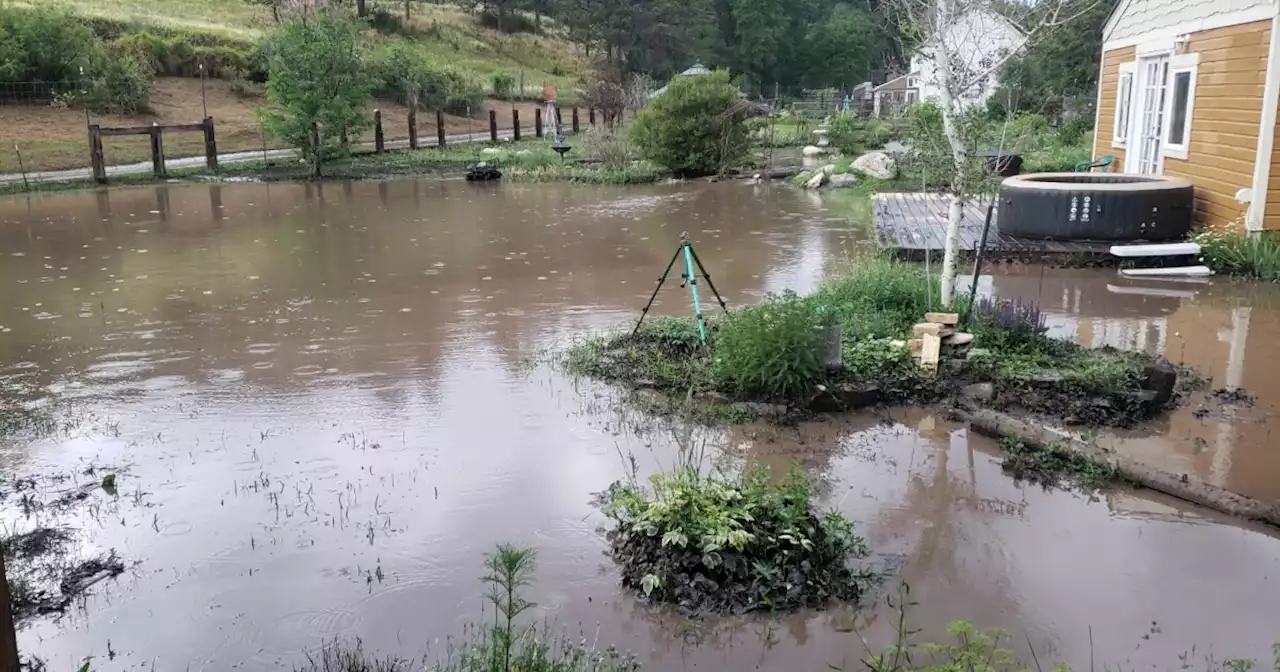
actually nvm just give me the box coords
[565,257,1185,427]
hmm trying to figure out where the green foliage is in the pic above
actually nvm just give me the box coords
[712,291,829,398]
[76,54,153,114]
[1195,230,1280,281]
[829,114,900,155]
[998,0,1118,116]
[366,42,484,115]
[998,436,1121,492]
[482,544,538,672]
[0,5,100,84]
[629,70,749,177]
[491,70,516,98]
[580,127,636,170]
[565,316,714,393]
[601,466,869,612]
[259,12,373,178]
[0,5,152,113]
[112,31,261,79]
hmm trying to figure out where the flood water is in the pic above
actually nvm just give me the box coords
[2,180,1280,671]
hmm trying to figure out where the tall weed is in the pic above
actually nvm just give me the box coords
[712,291,829,398]
[1195,230,1280,281]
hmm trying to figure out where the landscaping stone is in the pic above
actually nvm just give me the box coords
[807,383,881,413]
[820,164,837,174]
[943,332,974,346]
[802,145,827,157]
[925,312,960,325]
[851,151,898,180]
[1142,359,1178,409]
[960,382,995,404]
[822,325,843,373]
[805,171,827,189]
[827,173,858,189]
[732,401,789,416]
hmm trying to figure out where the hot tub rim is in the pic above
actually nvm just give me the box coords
[1001,172,1195,192]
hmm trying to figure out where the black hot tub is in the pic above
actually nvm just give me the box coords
[996,172,1195,241]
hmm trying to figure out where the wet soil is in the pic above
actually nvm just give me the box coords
[2,182,1280,670]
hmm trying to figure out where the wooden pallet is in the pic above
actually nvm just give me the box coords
[872,193,1114,258]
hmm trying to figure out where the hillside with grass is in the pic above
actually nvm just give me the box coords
[0,0,588,173]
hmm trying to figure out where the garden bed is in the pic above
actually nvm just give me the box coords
[599,467,871,614]
[565,259,1193,428]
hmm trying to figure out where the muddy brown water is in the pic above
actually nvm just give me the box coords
[2,181,1280,671]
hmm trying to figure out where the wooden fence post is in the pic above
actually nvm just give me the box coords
[589,108,596,125]
[535,108,543,138]
[572,107,580,133]
[489,110,498,142]
[374,109,385,153]
[89,125,106,184]
[149,123,166,178]
[555,107,562,129]
[436,110,446,148]
[408,106,419,150]
[513,110,521,142]
[203,117,218,170]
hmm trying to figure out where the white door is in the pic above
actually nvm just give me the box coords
[1134,54,1170,174]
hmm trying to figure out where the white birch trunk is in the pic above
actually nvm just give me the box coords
[933,0,967,307]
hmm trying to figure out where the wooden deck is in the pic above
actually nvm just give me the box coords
[872,193,1113,259]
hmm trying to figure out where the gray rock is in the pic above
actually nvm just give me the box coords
[732,401,789,416]
[1142,359,1178,409]
[805,171,827,189]
[820,163,838,174]
[960,382,995,403]
[802,145,828,157]
[851,151,898,180]
[827,173,858,189]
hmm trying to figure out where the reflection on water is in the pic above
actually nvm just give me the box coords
[1,183,1279,671]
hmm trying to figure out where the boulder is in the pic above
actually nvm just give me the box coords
[802,145,828,157]
[820,163,838,174]
[852,151,898,180]
[805,171,827,189]
[827,173,858,189]
[943,332,974,346]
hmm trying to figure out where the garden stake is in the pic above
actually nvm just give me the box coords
[632,232,730,344]
[967,201,996,315]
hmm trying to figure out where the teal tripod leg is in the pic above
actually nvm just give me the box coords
[682,242,708,344]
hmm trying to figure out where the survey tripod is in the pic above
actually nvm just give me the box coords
[633,232,729,344]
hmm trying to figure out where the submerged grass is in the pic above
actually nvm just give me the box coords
[997,436,1121,492]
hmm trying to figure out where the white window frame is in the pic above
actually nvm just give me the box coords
[1113,62,1136,148]
[1162,52,1199,160]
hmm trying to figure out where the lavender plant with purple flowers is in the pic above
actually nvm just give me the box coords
[968,297,1048,350]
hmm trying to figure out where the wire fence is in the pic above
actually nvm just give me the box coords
[0,81,88,106]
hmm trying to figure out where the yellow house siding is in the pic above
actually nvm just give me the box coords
[1094,46,1135,168]
[1162,20,1269,231]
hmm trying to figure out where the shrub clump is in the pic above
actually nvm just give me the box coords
[713,291,831,398]
[367,43,484,115]
[1194,229,1280,281]
[629,70,750,177]
[601,467,869,613]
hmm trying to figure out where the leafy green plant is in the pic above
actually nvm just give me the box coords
[601,466,868,613]
[259,11,372,178]
[629,70,750,177]
[712,291,829,399]
[481,544,537,672]
[491,71,516,99]
[366,43,483,115]
[1195,229,1280,281]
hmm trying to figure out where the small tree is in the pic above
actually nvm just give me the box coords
[890,0,1099,304]
[258,11,372,178]
[629,70,749,177]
